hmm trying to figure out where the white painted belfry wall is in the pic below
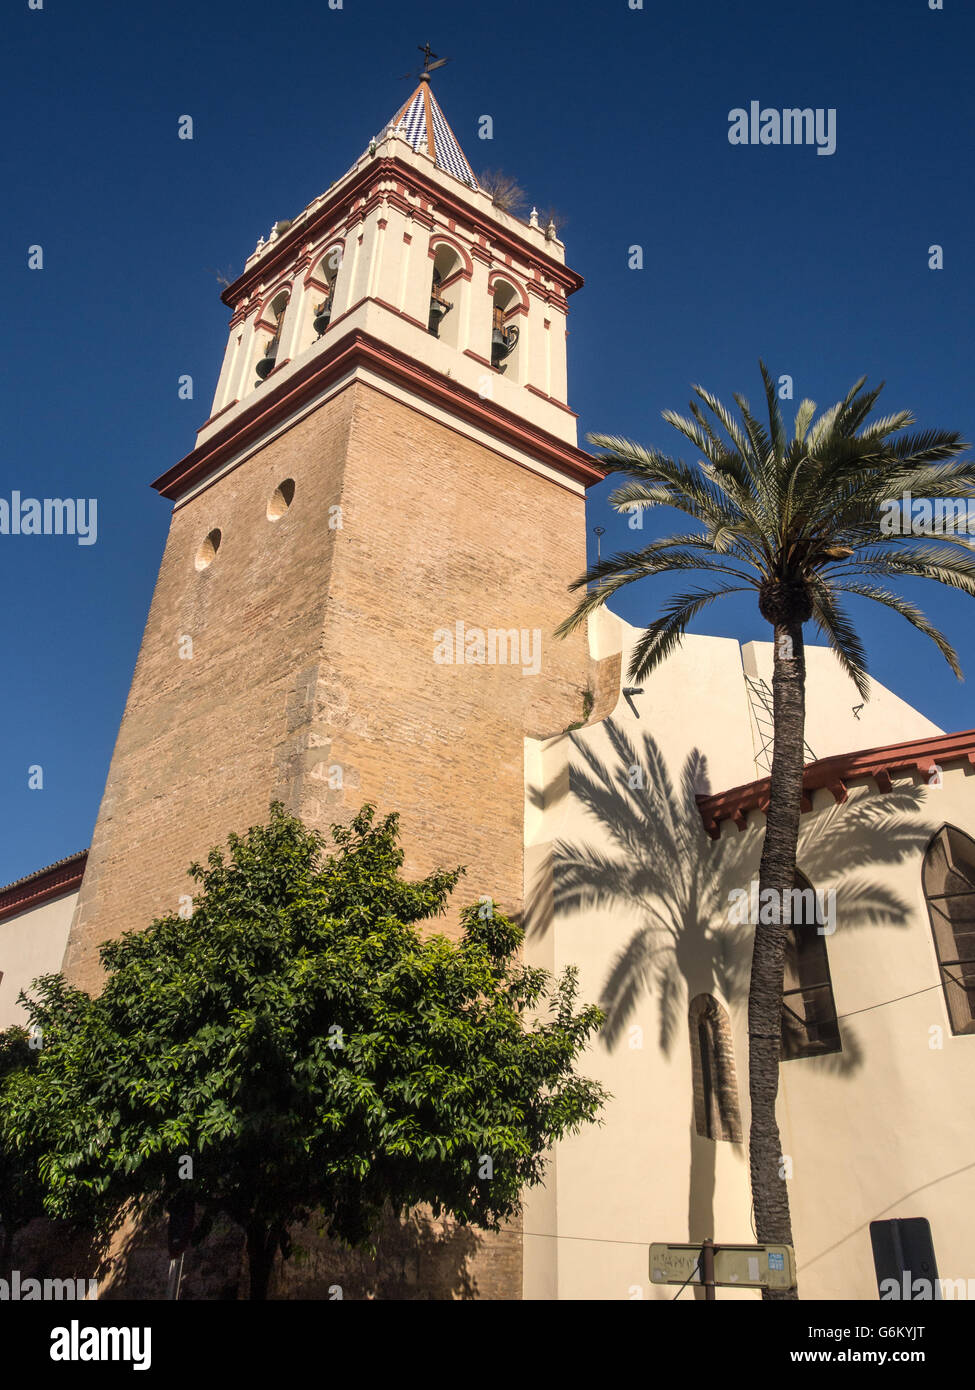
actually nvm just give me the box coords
[524,609,975,1300]
[202,98,577,450]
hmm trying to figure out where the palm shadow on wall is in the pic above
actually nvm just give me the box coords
[526,719,932,1272]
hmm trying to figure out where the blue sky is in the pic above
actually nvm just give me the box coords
[3,0,973,883]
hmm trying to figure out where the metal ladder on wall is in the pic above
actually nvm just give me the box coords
[745,676,816,774]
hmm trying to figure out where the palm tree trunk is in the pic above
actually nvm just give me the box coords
[748,619,805,1300]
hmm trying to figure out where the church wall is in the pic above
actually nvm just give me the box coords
[776,767,975,1300]
[742,640,944,763]
[523,631,761,1300]
[0,891,78,1029]
[524,617,975,1300]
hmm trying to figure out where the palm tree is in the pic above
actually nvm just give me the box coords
[556,365,975,1298]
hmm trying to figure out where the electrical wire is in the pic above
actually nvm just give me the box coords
[671,1252,704,1300]
[834,979,944,1021]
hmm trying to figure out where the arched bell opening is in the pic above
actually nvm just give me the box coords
[254,290,290,386]
[428,244,463,347]
[311,247,342,339]
[490,279,522,377]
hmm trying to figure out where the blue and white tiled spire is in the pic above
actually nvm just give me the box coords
[367,75,478,190]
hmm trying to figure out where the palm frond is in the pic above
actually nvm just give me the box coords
[687,386,751,459]
[759,361,786,462]
[850,545,975,599]
[806,576,871,700]
[627,584,751,682]
[836,379,885,436]
[588,435,745,530]
[856,411,914,441]
[793,398,816,443]
[806,400,843,452]
[886,428,968,467]
[556,545,756,638]
[659,409,724,463]
[832,582,962,679]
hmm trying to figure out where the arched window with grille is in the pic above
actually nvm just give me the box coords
[688,994,742,1142]
[922,825,975,1036]
[781,871,842,1060]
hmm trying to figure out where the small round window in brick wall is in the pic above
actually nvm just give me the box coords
[267,479,295,520]
[195,528,221,571]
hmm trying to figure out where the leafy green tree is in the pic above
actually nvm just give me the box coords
[557,366,974,1297]
[0,1025,47,1272]
[1,804,606,1299]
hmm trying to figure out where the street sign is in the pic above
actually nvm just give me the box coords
[649,1241,796,1290]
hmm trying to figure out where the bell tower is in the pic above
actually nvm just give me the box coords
[62,72,603,1299]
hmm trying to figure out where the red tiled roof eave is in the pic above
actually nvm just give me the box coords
[696,728,975,839]
[0,851,88,925]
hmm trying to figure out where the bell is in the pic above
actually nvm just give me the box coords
[255,334,279,379]
[491,322,518,369]
[428,295,452,335]
[313,301,331,336]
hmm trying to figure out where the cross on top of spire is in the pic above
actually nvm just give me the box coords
[418,42,445,73]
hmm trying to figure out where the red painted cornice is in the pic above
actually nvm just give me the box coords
[221,156,583,309]
[697,728,975,839]
[152,328,605,502]
[0,851,87,925]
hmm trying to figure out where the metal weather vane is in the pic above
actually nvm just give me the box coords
[400,42,451,80]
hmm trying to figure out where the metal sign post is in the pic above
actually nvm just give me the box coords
[650,1239,797,1296]
[701,1237,715,1301]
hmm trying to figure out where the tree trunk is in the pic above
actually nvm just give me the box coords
[748,618,805,1300]
[245,1221,277,1301]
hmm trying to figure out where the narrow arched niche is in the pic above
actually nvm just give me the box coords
[194,528,221,571]
[688,994,742,1142]
[267,479,296,521]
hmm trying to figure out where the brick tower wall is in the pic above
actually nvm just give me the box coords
[63,389,357,993]
[298,383,593,920]
[60,377,594,1298]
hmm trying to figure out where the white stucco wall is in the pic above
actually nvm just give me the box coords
[0,890,78,1029]
[524,611,975,1300]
